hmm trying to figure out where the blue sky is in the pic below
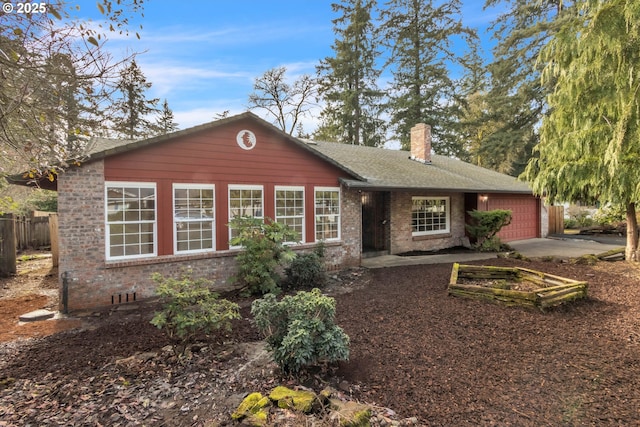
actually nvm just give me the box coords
[77,1,504,134]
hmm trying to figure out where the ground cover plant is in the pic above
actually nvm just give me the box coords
[1,253,640,425]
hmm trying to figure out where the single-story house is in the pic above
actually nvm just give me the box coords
[9,112,545,312]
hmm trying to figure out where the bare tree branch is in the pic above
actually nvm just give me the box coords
[247,67,318,135]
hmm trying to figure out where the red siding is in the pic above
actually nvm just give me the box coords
[104,118,352,253]
[485,194,540,241]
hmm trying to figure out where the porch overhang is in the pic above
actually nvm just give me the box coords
[338,178,535,195]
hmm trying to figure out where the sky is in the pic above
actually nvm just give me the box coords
[74,1,505,135]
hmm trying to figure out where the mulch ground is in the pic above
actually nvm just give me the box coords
[1,255,640,425]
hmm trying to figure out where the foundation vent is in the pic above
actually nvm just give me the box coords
[112,292,137,304]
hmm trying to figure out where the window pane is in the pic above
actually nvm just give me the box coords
[174,185,215,253]
[315,189,340,241]
[110,246,124,258]
[275,187,304,242]
[412,197,449,235]
[106,184,156,259]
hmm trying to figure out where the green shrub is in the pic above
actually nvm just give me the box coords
[593,204,626,226]
[284,253,325,290]
[229,216,298,295]
[564,218,578,229]
[251,289,350,374]
[284,244,326,290]
[150,271,240,357]
[466,209,512,251]
[574,212,595,228]
[476,235,503,252]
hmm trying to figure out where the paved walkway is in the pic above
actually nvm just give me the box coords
[362,237,625,269]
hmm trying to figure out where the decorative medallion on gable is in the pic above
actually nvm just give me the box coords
[236,130,257,150]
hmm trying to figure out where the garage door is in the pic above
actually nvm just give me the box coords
[488,195,539,241]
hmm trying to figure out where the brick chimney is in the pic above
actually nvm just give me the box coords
[410,123,432,164]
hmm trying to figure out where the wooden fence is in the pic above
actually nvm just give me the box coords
[15,214,52,250]
[548,205,564,235]
[0,214,16,276]
[0,213,58,275]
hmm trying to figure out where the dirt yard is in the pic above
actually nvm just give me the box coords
[1,253,640,425]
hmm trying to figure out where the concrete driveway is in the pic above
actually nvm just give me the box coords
[509,236,623,258]
[362,236,625,269]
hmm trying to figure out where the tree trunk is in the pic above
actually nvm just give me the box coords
[625,202,639,261]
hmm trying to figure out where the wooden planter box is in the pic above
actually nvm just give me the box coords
[448,263,588,310]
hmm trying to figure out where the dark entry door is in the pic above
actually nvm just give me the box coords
[361,192,389,252]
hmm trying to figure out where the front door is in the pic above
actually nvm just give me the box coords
[361,191,389,252]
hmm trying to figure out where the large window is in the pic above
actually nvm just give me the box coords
[228,185,264,244]
[173,184,215,253]
[275,186,305,243]
[315,187,340,241]
[412,197,450,236]
[105,182,156,260]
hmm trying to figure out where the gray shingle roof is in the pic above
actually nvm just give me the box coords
[306,141,532,194]
[9,112,532,196]
[86,137,136,156]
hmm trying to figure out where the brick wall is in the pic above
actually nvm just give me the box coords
[57,165,361,312]
[330,187,361,268]
[388,191,466,254]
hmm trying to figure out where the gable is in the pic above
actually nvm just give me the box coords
[104,117,352,186]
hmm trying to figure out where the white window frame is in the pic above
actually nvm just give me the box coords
[228,184,264,247]
[275,185,305,244]
[314,187,341,242]
[411,196,450,236]
[173,184,216,254]
[105,181,157,261]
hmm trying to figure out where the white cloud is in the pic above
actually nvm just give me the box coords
[140,62,253,97]
[174,104,248,130]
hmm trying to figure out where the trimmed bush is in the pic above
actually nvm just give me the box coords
[251,289,350,374]
[284,250,326,291]
[466,209,512,251]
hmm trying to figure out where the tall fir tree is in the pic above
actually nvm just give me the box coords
[379,0,476,155]
[523,0,640,261]
[112,60,159,139]
[455,49,495,165]
[315,0,385,146]
[482,0,573,176]
[155,99,179,135]
[41,53,103,155]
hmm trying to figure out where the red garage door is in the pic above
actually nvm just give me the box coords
[487,195,539,242]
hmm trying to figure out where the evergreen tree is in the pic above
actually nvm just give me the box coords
[523,0,640,261]
[112,60,159,139]
[155,99,179,135]
[379,0,476,155]
[41,53,103,154]
[454,49,492,165]
[482,0,573,176]
[315,0,385,146]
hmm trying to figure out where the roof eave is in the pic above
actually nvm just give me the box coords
[338,178,534,194]
[5,173,58,191]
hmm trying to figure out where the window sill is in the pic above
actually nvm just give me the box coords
[412,233,452,241]
[104,250,242,269]
[104,241,343,269]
